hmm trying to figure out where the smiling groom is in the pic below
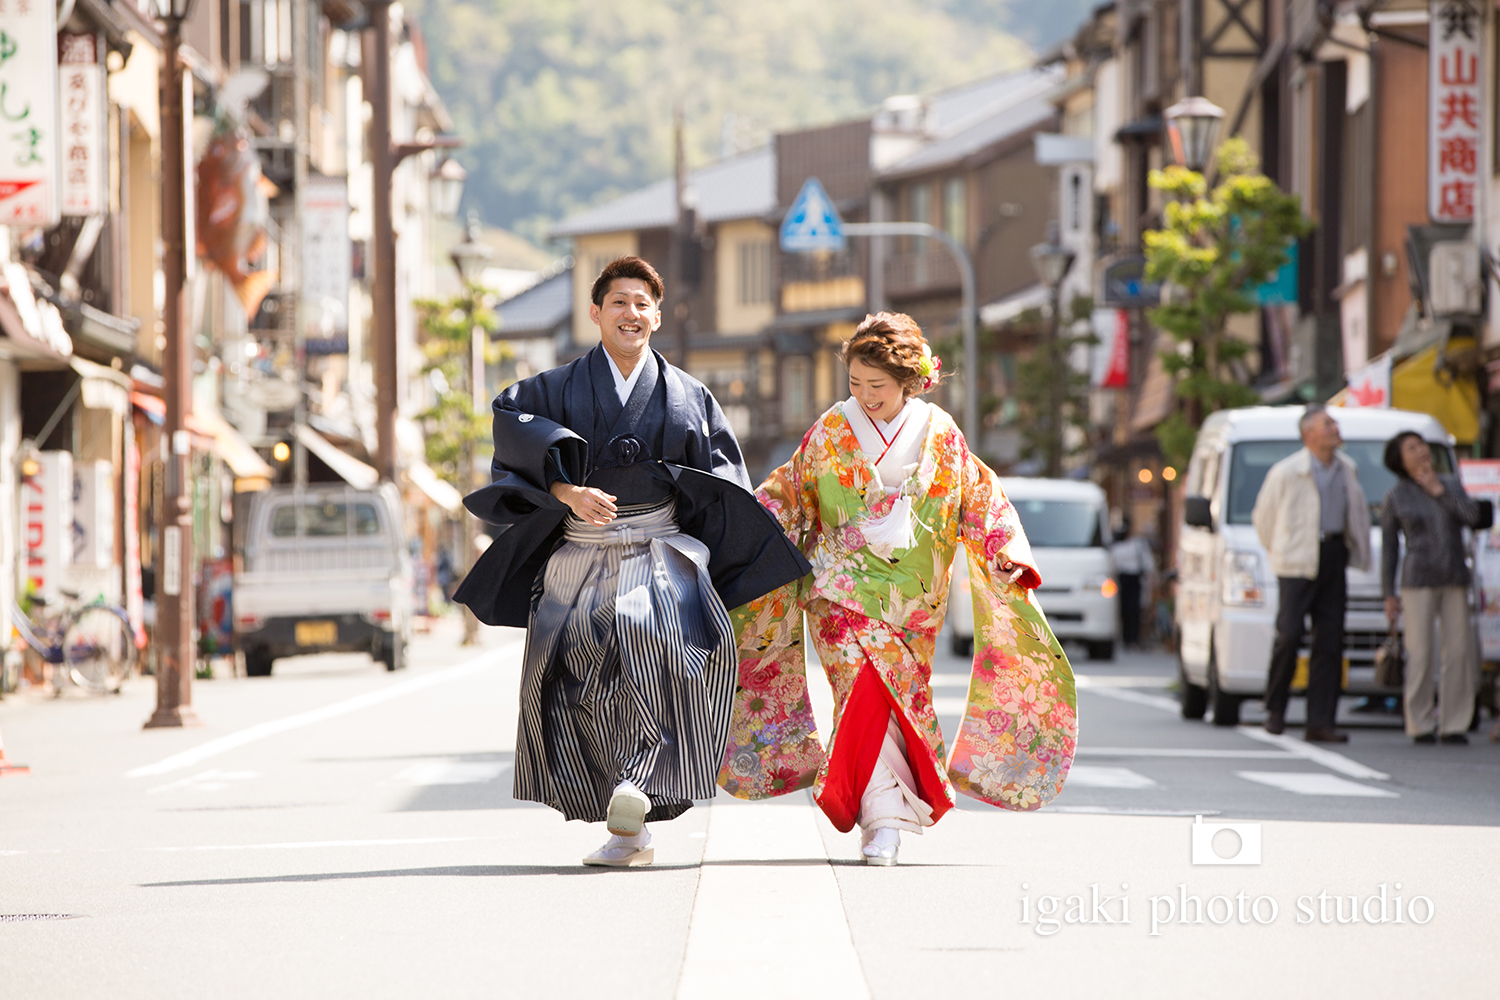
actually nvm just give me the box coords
[455,256,809,867]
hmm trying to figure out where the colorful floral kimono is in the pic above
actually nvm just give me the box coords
[718,403,1077,829]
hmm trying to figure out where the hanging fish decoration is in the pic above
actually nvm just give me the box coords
[196,123,277,318]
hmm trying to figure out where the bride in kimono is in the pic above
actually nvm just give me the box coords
[719,312,1077,864]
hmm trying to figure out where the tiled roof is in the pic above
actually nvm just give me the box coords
[551,147,775,238]
[880,66,1064,177]
[496,265,572,336]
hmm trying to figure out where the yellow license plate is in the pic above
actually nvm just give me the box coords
[295,621,337,646]
[1292,656,1350,691]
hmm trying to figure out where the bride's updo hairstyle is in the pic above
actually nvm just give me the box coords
[840,311,943,397]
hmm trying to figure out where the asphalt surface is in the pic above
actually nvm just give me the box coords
[1,617,1495,998]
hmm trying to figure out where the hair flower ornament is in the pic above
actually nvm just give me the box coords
[917,343,941,388]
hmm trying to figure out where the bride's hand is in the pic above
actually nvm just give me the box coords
[1001,561,1026,584]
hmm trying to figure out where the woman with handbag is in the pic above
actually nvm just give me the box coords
[1380,432,1482,745]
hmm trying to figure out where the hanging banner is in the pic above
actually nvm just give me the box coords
[0,0,61,226]
[1091,308,1130,388]
[58,34,103,217]
[23,451,72,603]
[1430,0,1481,221]
[1343,352,1392,407]
[300,174,351,352]
[1459,460,1500,659]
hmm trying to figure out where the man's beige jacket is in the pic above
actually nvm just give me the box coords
[1252,447,1371,579]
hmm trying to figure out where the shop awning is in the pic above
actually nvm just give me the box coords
[979,284,1051,329]
[70,356,131,416]
[1391,339,1480,445]
[192,406,276,490]
[407,460,464,513]
[294,424,379,489]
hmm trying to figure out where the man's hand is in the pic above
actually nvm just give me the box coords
[1385,596,1401,622]
[1413,467,1445,498]
[551,482,618,525]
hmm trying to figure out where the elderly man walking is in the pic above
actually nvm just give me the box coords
[1252,405,1371,742]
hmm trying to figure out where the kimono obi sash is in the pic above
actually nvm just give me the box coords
[563,499,679,547]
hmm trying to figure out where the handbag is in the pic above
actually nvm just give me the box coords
[1374,623,1405,689]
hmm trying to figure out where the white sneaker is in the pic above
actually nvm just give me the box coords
[605,780,651,837]
[861,827,900,866]
[582,830,653,867]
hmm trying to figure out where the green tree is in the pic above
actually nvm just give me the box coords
[416,289,502,488]
[1011,296,1095,475]
[1143,137,1311,467]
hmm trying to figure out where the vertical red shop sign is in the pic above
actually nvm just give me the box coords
[1430,0,1481,222]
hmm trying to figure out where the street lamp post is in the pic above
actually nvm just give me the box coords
[1029,230,1075,480]
[146,0,200,729]
[1163,96,1226,175]
[449,212,491,646]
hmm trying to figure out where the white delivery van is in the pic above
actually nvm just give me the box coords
[1176,405,1459,725]
[949,478,1118,659]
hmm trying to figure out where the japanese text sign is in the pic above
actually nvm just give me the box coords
[0,0,61,227]
[1430,0,1481,222]
[58,33,102,216]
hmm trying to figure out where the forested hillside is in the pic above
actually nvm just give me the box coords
[408,0,1094,246]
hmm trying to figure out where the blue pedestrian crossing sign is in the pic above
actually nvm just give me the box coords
[780,177,846,252]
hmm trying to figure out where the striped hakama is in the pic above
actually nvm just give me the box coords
[514,500,737,823]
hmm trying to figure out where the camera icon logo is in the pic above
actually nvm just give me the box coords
[1190,815,1262,865]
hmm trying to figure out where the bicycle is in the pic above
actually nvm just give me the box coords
[10,591,138,695]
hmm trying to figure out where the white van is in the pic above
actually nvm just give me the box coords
[1176,405,1459,724]
[949,478,1117,659]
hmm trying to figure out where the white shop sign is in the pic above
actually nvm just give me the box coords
[0,0,61,227]
[58,33,103,217]
[23,450,72,603]
[1429,0,1482,222]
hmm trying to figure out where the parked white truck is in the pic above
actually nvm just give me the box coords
[233,484,414,676]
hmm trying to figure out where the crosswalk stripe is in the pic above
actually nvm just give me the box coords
[1236,727,1391,781]
[1236,771,1399,797]
[677,796,867,1000]
[1065,765,1157,788]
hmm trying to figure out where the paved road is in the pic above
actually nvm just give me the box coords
[1,619,1495,998]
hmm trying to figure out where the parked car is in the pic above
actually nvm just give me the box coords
[234,484,414,676]
[949,478,1118,659]
[1175,405,1467,725]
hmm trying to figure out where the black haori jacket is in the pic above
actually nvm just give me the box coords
[453,346,812,627]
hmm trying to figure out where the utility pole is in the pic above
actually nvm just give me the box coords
[367,0,399,482]
[146,0,200,729]
[668,107,693,367]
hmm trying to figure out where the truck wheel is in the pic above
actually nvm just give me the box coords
[1086,640,1115,661]
[1208,656,1242,726]
[1179,658,1208,719]
[950,634,973,657]
[244,646,274,678]
[378,632,406,672]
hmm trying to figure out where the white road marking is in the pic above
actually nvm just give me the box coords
[1072,674,1177,688]
[1047,806,1221,817]
[125,638,521,779]
[146,769,260,794]
[1236,726,1392,781]
[392,760,509,785]
[1073,678,1182,713]
[1080,747,1298,759]
[1236,771,1399,798]
[677,798,868,1000]
[1066,765,1157,789]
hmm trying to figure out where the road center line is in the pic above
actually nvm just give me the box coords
[125,638,521,779]
[677,796,868,1000]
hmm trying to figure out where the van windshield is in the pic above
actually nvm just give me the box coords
[1010,498,1104,547]
[270,501,382,538]
[1225,439,1453,524]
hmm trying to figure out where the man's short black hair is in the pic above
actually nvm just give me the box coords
[590,256,665,306]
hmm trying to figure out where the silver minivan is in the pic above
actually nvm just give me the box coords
[1176,405,1459,724]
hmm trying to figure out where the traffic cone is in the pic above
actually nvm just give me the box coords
[0,722,29,776]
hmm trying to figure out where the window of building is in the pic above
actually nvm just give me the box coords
[943,177,966,243]
[909,182,933,225]
[782,356,811,428]
[737,239,772,305]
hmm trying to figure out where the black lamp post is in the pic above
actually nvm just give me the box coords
[1029,230,1076,479]
[146,0,200,729]
[1164,95,1226,174]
